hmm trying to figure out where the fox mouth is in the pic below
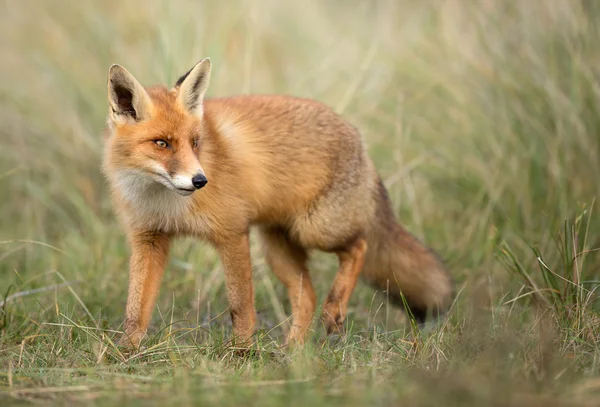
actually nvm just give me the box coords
[175,187,195,195]
[151,172,196,196]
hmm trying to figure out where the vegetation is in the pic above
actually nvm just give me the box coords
[1,0,600,405]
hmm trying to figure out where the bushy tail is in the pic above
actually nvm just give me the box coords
[362,178,455,322]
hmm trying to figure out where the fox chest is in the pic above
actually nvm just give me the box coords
[119,185,214,237]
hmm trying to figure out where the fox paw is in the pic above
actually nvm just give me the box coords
[322,309,345,335]
[117,330,146,351]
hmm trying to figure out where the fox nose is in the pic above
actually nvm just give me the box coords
[191,173,208,189]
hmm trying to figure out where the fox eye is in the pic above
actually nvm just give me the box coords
[154,140,169,148]
[192,139,199,148]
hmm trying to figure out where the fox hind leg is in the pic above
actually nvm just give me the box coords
[261,227,317,345]
[322,237,368,335]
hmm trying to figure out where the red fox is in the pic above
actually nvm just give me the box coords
[103,58,454,348]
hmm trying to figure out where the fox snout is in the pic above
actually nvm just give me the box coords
[147,162,208,196]
[192,173,208,189]
[170,171,207,195]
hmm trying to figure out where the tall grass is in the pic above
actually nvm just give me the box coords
[1,0,600,405]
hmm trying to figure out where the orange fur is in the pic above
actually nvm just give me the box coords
[103,59,454,348]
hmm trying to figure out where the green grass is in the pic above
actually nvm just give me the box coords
[2,0,600,405]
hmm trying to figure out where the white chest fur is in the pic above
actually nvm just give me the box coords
[113,169,210,235]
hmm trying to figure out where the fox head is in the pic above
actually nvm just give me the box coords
[104,59,212,200]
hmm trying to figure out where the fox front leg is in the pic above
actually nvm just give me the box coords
[120,231,170,349]
[216,232,257,346]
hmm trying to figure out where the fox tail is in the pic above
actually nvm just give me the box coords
[362,178,454,322]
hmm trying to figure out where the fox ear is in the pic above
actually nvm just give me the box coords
[175,58,211,116]
[107,65,152,124]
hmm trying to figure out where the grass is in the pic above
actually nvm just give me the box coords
[2,0,600,405]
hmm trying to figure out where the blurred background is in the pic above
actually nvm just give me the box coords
[1,0,600,356]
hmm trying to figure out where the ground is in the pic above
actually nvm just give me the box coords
[1,1,600,406]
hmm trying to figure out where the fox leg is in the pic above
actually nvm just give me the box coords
[322,237,368,334]
[216,232,257,346]
[261,227,317,345]
[121,231,170,349]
